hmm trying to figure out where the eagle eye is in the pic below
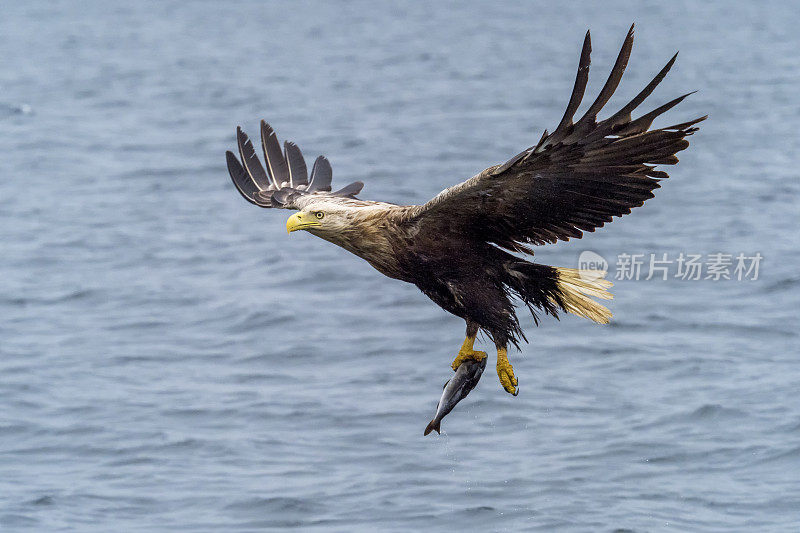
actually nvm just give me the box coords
[314,211,324,220]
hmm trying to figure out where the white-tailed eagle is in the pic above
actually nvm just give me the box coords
[226,26,704,395]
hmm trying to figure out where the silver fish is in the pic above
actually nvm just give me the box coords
[424,357,487,436]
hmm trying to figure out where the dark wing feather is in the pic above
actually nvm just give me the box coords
[284,141,308,188]
[308,156,333,192]
[226,150,261,205]
[260,120,290,188]
[409,27,705,251]
[574,24,634,130]
[332,181,364,198]
[552,30,592,139]
[226,121,364,209]
[236,127,272,190]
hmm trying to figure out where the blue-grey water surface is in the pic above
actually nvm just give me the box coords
[1,1,799,531]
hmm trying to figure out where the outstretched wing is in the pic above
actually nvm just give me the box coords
[226,120,364,209]
[407,26,705,252]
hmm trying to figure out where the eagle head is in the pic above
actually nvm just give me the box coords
[285,199,364,238]
[285,197,400,277]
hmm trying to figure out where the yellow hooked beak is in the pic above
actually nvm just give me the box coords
[286,212,321,234]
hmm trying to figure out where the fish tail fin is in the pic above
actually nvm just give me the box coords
[553,267,613,324]
[424,419,441,436]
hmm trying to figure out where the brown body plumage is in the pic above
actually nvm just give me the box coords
[226,26,704,395]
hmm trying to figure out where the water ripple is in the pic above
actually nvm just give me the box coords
[0,2,797,532]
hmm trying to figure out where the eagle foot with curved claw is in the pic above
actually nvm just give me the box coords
[497,348,519,396]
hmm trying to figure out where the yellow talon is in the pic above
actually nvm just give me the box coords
[451,350,488,371]
[450,334,487,371]
[496,347,519,395]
